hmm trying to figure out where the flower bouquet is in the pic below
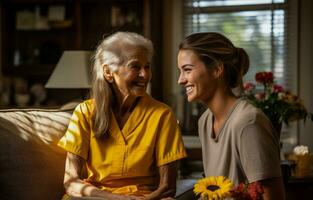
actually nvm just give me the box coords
[194,176,264,200]
[242,71,313,133]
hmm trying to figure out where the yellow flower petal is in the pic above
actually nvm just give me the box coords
[194,176,234,200]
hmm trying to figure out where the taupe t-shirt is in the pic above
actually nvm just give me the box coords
[198,98,281,185]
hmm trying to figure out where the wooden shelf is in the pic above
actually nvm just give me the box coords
[1,0,149,107]
[4,0,72,4]
[6,64,55,76]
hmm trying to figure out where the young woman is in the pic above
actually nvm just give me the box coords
[59,32,186,200]
[177,32,285,200]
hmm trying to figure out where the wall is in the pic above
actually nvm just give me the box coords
[299,0,313,150]
[0,5,2,79]
[162,0,184,122]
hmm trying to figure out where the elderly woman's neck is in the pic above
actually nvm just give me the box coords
[114,94,139,116]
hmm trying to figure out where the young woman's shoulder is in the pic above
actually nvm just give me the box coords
[232,99,271,128]
[198,108,212,125]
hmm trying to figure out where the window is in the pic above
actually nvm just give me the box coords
[183,0,289,85]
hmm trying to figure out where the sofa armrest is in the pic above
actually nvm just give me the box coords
[0,108,73,200]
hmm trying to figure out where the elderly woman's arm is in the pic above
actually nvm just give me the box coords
[64,152,141,200]
[143,162,177,200]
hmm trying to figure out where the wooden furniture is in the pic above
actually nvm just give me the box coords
[286,177,313,199]
[1,0,154,106]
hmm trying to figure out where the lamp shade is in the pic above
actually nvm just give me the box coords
[45,51,92,88]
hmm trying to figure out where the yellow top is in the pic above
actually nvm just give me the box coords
[58,95,187,195]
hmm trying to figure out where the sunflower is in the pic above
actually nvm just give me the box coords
[194,176,233,200]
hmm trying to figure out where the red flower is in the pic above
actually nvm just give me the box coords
[255,72,274,84]
[243,82,255,93]
[231,183,251,200]
[248,182,264,200]
[272,84,284,93]
[254,92,265,100]
[230,182,264,200]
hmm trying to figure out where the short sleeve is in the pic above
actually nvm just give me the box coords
[240,122,282,183]
[155,109,187,166]
[58,102,91,160]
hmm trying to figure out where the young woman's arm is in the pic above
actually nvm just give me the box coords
[260,177,286,200]
[64,152,141,200]
[241,123,285,200]
[143,162,177,200]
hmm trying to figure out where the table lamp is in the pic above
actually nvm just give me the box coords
[45,50,92,88]
[45,51,92,106]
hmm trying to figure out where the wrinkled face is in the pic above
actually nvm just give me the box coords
[110,47,151,99]
[177,50,218,103]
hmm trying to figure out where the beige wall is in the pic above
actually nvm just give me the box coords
[299,0,313,150]
[162,0,184,122]
[0,5,2,78]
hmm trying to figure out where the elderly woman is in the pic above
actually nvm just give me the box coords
[58,32,187,200]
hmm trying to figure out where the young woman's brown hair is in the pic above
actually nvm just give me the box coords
[179,32,249,89]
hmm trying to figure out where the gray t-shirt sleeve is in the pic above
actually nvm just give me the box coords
[239,123,282,183]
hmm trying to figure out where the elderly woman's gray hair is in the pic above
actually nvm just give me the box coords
[94,32,153,74]
[91,32,154,138]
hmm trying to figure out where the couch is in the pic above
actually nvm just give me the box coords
[0,106,196,200]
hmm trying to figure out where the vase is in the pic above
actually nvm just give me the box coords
[273,122,282,139]
[272,122,284,159]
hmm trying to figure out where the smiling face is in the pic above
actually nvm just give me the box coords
[177,49,218,103]
[108,47,151,100]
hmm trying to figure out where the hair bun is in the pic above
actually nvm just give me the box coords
[235,47,249,76]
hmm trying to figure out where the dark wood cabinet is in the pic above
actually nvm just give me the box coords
[1,0,151,107]
[286,177,313,199]
[2,1,79,78]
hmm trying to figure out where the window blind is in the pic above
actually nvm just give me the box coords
[183,0,289,87]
